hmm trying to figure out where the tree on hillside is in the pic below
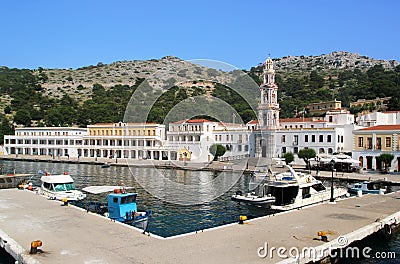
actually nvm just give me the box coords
[297,148,316,170]
[387,97,400,111]
[377,153,394,173]
[0,115,13,144]
[13,109,31,126]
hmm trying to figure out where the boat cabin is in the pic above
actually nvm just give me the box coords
[41,174,77,192]
[40,174,86,201]
[268,182,327,206]
[107,192,138,221]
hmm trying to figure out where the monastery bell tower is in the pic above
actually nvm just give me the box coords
[258,56,280,129]
[254,55,280,160]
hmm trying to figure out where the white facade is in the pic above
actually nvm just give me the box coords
[276,127,345,156]
[165,119,213,162]
[165,119,250,162]
[4,127,87,158]
[212,125,251,161]
[357,111,400,127]
[325,110,355,127]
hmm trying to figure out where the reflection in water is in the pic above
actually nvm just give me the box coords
[1,160,269,237]
[130,162,245,205]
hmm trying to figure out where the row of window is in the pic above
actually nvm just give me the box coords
[169,125,203,132]
[282,147,336,154]
[168,135,201,142]
[5,139,159,147]
[225,144,249,152]
[90,129,157,136]
[358,137,391,149]
[281,134,343,143]
[214,134,248,142]
[16,131,82,136]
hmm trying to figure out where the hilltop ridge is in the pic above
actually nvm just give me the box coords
[30,51,399,101]
[273,51,399,73]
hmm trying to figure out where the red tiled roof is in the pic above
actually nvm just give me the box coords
[247,120,259,125]
[186,119,211,123]
[171,119,212,124]
[170,120,185,124]
[359,125,400,131]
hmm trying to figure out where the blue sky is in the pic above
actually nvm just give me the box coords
[1,0,399,70]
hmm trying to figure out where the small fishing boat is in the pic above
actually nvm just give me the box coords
[0,173,33,189]
[348,181,386,195]
[83,186,152,232]
[39,172,86,201]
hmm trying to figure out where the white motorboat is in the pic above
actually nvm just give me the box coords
[39,173,86,201]
[267,166,348,211]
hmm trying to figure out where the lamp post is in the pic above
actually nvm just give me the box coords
[316,156,320,176]
[330,159,336,203]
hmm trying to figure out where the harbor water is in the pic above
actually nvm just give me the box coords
[0,160,399,263]
[0,160,271,237]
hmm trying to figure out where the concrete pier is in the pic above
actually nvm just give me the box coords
[0,189,399,263]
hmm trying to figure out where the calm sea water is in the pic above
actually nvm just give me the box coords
[0,160,399,263]
[0,160,269,237]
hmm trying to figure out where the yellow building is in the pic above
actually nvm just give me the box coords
[307,100,342,115]
[88,122,160,137]
[350,97,391,109]
[352,125,400,171]
[178,148,191,161]
[84,122,169,160]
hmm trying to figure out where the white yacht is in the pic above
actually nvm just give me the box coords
[267,166,348,211]
[39,173,86,201]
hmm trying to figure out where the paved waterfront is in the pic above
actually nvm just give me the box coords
[0,189,400,263]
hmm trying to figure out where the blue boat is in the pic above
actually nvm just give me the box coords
[83,186,152,232]
[348,181,386,195]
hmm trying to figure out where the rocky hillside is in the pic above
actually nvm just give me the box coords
[33,56,231,101]
[273,51,399,73]
[32,51,399,102]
